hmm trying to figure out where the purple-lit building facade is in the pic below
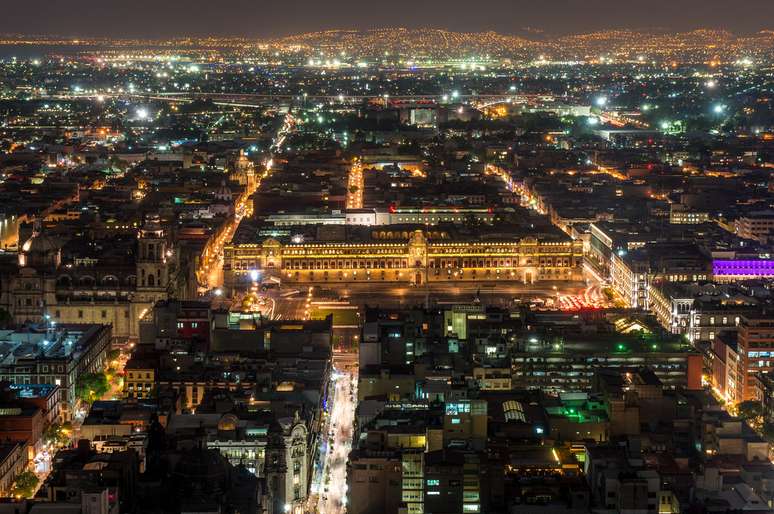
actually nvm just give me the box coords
[713,260,774,281]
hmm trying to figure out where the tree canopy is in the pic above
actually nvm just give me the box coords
[75,372,109,403]
[11,470,39,498]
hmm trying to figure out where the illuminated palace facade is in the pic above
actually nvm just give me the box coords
[223,228,583,290]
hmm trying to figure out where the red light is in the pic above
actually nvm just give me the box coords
[388,204,397,214]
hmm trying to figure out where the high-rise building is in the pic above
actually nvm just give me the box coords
[738,314,774,399]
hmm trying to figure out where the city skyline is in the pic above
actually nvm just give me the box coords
[1,3,774,513]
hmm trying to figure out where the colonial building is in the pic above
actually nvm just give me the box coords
[0,442,26,498]
[166,410,311,513]
[3,215,173,342]
[224,226,583,291]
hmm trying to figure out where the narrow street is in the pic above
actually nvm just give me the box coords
[197,111,295,290]
[314,367,357,514]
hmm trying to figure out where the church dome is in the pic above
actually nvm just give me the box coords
[218,413,239,432]
[22,233,61,254]
[19,225,63,268]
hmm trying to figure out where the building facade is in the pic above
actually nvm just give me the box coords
[0,324,111,420]
[735,211,774,244]
[739,315,774,399]
[224,229,583,290]
[0,443,26,498]
[4,215,172,342]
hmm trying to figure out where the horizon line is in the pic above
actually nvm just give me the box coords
[1,26,774,42]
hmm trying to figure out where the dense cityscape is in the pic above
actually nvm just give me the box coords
[0,23,772,514]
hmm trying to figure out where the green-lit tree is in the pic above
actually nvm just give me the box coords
[10,470,39,498]
[43,422,72,446]
[75,372,109,403]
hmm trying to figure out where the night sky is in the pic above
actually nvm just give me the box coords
[1,0,772,37]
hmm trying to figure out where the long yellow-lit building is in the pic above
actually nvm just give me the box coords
[224,224,583,290]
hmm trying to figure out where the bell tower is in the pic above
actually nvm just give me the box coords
[137,214,168,300]
[264,423,288,514]
[409,230,427,286]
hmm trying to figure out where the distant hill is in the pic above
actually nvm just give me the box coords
[2,28,774,61]
[263,27,774,61]
[265,28,547,59]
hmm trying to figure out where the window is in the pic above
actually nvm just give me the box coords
[78,310,84,319]
[427,479,440,486]
[191,322,198,329]
[101,310,107,319]
[451,418,461,424]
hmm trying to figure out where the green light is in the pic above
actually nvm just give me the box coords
[616,343,626,351]
[651,344,658,350]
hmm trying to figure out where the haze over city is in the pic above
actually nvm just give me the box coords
[1,0,774,37]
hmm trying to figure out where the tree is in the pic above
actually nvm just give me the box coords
[43,422,72,446]
[75,372,109,403]
[737,400,764,429]
[10,470,38,498]
[762,423,774,444]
